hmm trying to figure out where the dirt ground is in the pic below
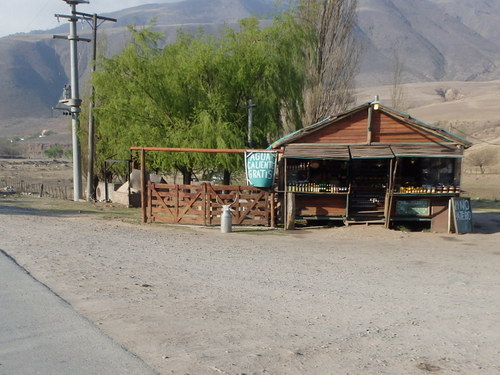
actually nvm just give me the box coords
[460,173,500,200]
[0,197,499,375]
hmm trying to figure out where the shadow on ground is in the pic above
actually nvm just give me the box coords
[1,197,499,234]
[0,202,94,218]
[472,212,500,234]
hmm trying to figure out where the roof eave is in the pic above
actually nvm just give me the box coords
[269,102,472,149]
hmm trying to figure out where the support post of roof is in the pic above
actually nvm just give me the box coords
[367,105,373,145]
[140,148,147,223]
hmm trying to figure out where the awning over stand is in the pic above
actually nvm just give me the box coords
[349,145,394,159]
[283,144,350,160]
[282,143,464,160]
[390,144,464,158]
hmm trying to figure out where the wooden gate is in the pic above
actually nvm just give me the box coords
[147,182,275,226]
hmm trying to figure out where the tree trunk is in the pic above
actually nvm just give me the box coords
[223,170,231,185]
[182,169,192,185]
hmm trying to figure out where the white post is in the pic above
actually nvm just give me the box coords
[69,1,82,200]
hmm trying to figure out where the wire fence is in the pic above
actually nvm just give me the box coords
[463,168,500,175]
[1,166,497,200]
[0,177,72,200]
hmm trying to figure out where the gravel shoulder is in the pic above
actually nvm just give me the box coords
[0,198,499,374]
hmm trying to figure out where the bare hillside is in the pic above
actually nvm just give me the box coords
[357,80,500,174]
[3,0,500,122]
[357,80,500,141]
[356,0,500,86]
[2,0,500,156]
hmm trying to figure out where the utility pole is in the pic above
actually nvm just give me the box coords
[75,11,117,201]
[247,99,256,148]
[54,1,91,201]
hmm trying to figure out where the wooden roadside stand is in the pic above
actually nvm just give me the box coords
[268,97,472,232]
[129,97,472,233]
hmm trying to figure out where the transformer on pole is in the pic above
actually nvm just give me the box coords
[54,1,91,201]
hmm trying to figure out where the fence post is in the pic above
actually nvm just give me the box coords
[140,148,147,223]
[270,191,275,228]
[203,183,208,226]
[147,181,153,223]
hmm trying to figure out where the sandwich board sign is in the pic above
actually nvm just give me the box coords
[450,197,473,233]
[245,150,277,188]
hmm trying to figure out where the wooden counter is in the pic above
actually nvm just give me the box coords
[390,193,458,232]
[286,192,348,221]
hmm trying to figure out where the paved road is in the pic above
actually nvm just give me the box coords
[0,250,158,375]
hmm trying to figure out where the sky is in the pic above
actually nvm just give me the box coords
[0,0,181,38]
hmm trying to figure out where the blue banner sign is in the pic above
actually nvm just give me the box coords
[245,150,277,188]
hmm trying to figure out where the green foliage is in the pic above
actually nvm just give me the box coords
[26,133,41,140]
[44,144,64,159]
[0,137,20,157]
[93,15,308,175]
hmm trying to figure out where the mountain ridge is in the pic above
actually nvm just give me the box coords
[2,0,500,124]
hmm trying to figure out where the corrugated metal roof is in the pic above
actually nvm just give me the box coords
[283,144,350,160]
[282,143,464,160]
[350,145,394,159]
[390,144,464,157]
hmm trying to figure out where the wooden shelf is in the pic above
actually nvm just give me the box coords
[392,193,458,197]
[288,191,349,195]
[297,215,346,220]
[390,217,432,222]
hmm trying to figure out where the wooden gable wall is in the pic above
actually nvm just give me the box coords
[291,109,450,145]
[371,112,446,143]
[297,111,367,144]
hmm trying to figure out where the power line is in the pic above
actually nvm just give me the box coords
[23,0,52,33]
[449,125,500,147]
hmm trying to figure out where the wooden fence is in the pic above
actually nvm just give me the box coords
[463,168,500,175]
[147,182,276,227]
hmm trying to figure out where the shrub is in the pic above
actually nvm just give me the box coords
[44,145,64,159]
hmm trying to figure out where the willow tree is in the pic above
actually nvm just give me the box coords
[92,27,166,176]
[297,0,360,125]
[93,17,307,183]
